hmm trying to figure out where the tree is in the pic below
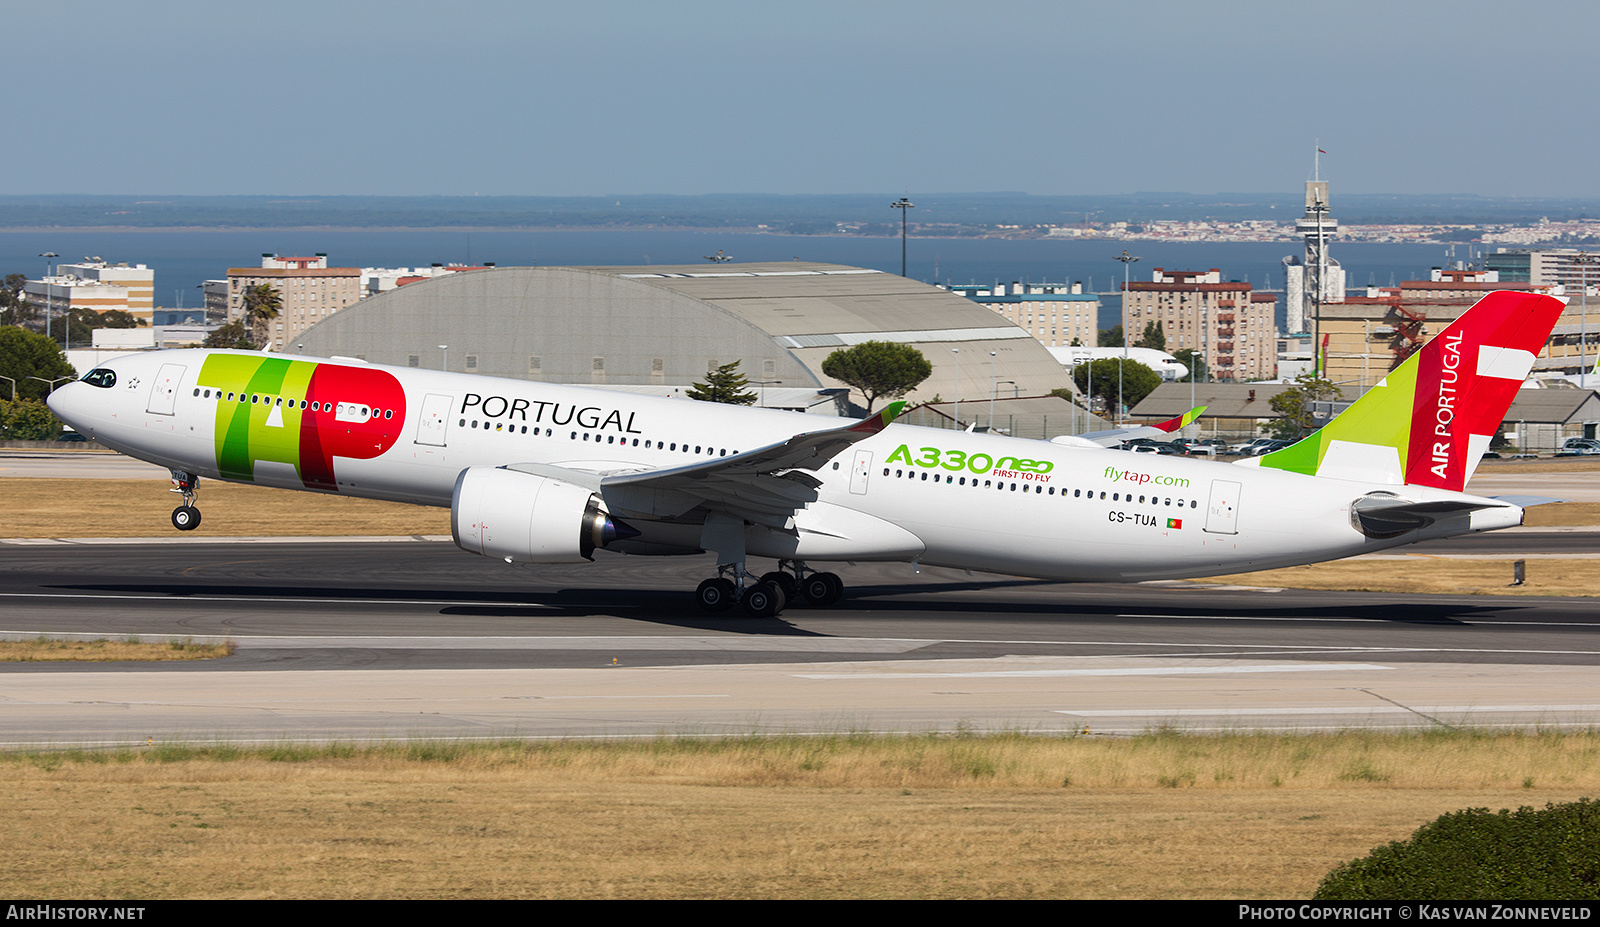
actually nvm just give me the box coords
[1072,358,1160,416]
[820,340,932,413]
[0,326,76,401]
[241,283,282,347]
[0,399,61,440]
[1315,799,1600,900]
[1099,324,1124,347]
[1171,348,1207,382]
[0,274,30,327]
[94,309,146,329]
[686,360,757,405]
[1135,321,1166,351]
[204,320,257,350]
[1267,372,1343,440]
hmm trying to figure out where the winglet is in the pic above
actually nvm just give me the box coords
[1152,405,1207,434]
[1257,290,1564,491]
[849,400,908,434]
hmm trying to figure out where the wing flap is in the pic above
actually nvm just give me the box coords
[600,402,906,526]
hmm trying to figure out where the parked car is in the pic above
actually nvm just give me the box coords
[1244,439,1293,457]
[1230,438,1276,455]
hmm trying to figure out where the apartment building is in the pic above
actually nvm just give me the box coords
[1122,269,1277,381]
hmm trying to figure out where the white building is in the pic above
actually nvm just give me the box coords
[23,260,156,326]
[361,264,494,297]
[945,282,1100,348]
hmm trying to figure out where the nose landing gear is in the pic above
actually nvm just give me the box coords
[169,470,201,531]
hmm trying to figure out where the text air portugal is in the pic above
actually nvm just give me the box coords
[1405,292,1556,493]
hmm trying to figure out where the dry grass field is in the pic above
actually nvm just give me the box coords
[0,638,233,662]
[0,477,449,537]
[1196,558,1600,596]
[4,733,1598,899]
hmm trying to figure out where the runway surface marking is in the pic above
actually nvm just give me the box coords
[1119,612,1600,629]
[3,656,1598,740]
[0,592,557,608]
[4,630,1600,661]
[795,663,1394,679]
[1059,705,1600,717]
[0,536,452,545]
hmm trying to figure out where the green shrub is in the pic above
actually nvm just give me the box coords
[1314,799,1600,900]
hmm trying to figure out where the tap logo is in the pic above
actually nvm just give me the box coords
[198,355,407,491]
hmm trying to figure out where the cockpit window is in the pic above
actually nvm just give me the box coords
[82,369,116,388]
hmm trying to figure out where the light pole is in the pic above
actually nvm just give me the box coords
[439,344,449,371]
[950,348,960,430]
[891,198,913,277]
[1084,356,1093,425]
[38,252,57,343]
[987,350,997,432]
[1114,250,1140,424]
[28,375,75,396]
[752,379,782,408]
[1576,253,1596,390]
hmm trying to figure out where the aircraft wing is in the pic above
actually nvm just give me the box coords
[595,401,907,528]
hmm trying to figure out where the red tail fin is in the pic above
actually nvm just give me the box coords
[1404,291,1563,491]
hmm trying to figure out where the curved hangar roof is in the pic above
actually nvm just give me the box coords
[293,262,1068,410]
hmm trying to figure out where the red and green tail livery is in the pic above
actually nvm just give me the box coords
[1257,291,1564,492]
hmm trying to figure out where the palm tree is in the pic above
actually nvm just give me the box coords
[241,283,282,348]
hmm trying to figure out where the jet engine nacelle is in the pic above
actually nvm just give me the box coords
[451,466,633,563]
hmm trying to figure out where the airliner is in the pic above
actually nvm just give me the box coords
[1048,345,1190,380]
[47,290,1563,618]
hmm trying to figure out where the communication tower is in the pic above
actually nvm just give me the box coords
[1283,150,1344,337]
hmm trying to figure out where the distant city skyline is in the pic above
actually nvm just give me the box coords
[9,1,1599,199]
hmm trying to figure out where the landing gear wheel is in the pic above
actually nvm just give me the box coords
[695,578,737,612]
[742,581,787,619]
[760,571,798,598]
[171,505,201,531]
[801,572,844,607]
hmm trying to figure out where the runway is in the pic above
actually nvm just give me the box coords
[3,539,1600,744]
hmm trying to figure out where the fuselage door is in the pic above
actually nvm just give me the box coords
[849,449,873,494]
[1204,479,1241,535]
[145,363,186,416]
[415,393,453,447]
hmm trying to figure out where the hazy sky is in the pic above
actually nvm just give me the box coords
[8,0,1596,197]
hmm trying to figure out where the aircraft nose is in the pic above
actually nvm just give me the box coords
[46,380,92,432]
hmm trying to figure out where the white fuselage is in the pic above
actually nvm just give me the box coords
[48,349,1520,582]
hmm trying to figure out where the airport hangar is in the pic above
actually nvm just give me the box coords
[289,262,1074,416]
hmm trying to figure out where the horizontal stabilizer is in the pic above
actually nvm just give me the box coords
[1350,494,1509,539]
[1489,494,1568,508]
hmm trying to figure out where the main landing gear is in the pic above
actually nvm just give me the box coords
[169,470,201,531]
[694,560,845,618]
